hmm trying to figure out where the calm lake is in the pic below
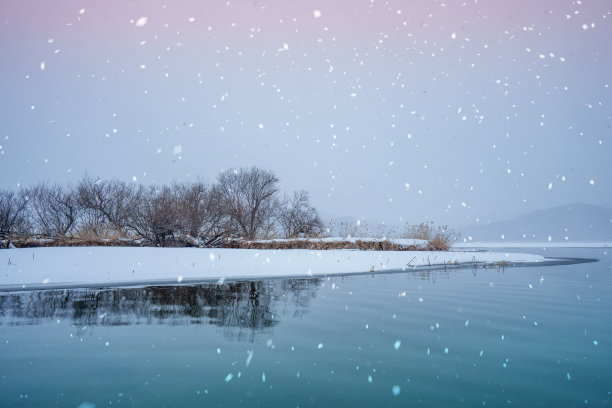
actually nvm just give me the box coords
[1,247,610,407]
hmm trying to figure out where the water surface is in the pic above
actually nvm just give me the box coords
[1,247,610,407]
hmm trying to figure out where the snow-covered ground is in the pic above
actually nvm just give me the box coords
[0,246,551,290]
[454,242,612,248]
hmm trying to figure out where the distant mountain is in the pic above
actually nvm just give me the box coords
[459,204,612,243]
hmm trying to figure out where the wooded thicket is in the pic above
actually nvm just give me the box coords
[0,167,324,248]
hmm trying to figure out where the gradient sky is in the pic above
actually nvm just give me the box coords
[1,0,611,228]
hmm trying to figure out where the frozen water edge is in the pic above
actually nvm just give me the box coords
[0,247,587,292]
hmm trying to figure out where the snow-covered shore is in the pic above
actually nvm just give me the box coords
[453,242,612,248]
[0,247,550,291]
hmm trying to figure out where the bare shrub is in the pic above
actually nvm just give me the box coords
[425,236,450,251]
[77,176,140,236]
[276,190,324,238]
[127,186,182,247]
[403,221,456,251]
[174,182,227,246]
[403,221,434,240]
[26,184,80,238]
[0,189,29,248]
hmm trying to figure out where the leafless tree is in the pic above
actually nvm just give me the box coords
[276,190,324,238]
[77,176,140,236]
[216,167,279,240]
[1,168,325,247]
[0,189,29,248]
[27,184,80,238]
[127,186,182,246]
[174,182,227,246]
[260,201,280,239]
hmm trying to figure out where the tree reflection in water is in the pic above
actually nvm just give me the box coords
[0,278,321,341]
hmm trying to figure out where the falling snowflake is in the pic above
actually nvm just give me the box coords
[136,17,148,27]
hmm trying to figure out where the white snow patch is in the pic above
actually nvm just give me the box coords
[0,247,550,290]
[454,242,611,249]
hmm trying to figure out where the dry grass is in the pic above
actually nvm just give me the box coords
[5,237,450,252]
[403,222,456,251]
[424,236,450,251]
[73,225,126,240]
[9,236,143,248]
[223,239,424,251]
[10,227,147,248]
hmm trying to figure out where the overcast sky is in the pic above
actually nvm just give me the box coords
[1,0,610,228]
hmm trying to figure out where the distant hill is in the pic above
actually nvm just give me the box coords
[459,204,612,243]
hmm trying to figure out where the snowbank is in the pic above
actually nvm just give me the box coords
[454,242,612,248]
[0,247,549,290]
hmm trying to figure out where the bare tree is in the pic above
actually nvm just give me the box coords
[276,190,324,238]
[27,184,80,238]
[174,182,227,246]
[77,176,139,236]
[127,186,181,246]
[0,189,29,247]
[1,168,326,247]
[216,167,279,240]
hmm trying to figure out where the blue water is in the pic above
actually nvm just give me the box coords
[0,247,611,407]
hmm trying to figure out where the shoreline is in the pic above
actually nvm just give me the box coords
[2,236,434,251]
[1,246,555,291]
